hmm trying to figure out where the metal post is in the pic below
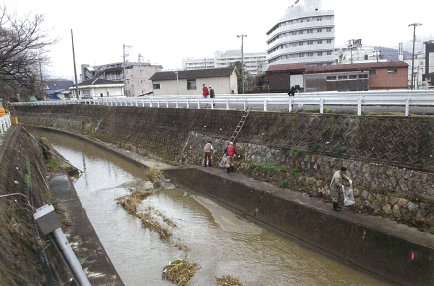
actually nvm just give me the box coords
[409,23,422,90]
[264,99,268,111]
[357,98,362,115]
[320,98,324,114]
[405,98,410,116]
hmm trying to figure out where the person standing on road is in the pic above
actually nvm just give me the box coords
[330,167,352,211]
[203,84,210,108]
[203,141,214,167]
[224,142,240,173]
[209,86,215,107]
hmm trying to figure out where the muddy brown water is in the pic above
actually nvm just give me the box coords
[35,130,391,286]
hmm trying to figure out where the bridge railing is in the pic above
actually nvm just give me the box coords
[0,113,12,135]
[9,90,434,116]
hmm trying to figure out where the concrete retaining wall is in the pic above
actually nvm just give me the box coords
[163,167,434,286]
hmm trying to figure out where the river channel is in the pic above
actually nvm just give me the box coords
[35,130,390,286]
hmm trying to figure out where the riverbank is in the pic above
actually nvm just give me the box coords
[31,126,434,285]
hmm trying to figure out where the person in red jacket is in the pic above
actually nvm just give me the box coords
[224,142,240,173]
[202,84,209,98]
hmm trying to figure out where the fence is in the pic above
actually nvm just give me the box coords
[9,90,434,116]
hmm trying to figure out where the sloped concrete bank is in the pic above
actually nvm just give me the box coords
[163,166,434,286]
[0,125,123,285]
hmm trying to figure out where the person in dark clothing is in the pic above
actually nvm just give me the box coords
[209,86,215,107]
[288,85,299,96]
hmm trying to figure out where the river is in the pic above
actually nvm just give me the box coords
[35,130,390,286]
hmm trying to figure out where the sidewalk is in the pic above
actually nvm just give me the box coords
[49,171,124,286]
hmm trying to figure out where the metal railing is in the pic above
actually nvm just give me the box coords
[0,113,11,134]
[9,90,434,116]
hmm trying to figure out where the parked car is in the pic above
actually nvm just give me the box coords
[25,96,37,102]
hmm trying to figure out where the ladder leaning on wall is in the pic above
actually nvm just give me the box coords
[216,108,251,167]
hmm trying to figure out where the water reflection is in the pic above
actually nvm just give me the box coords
[35,130,390,286]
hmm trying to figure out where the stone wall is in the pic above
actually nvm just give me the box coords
[13,105,434,231]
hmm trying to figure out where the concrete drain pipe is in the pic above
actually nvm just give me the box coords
[33,204,91,286]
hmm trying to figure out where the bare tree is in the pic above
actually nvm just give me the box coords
[0,4,57,100]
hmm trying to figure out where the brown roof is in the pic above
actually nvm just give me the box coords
[149,67,237,81]
[267,63,306,72]
[305,61,408,73]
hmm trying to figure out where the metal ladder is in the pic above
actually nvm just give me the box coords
[217,108,251,167]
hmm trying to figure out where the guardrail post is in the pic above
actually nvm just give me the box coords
[320,98,324,114]
[150,100,153,108]
[357,98,362,115]
[405,98,410,116]
[115,98,118,106]
[187,99,190,109]
[158,100,160,108]
[166,100,169,108]
[176,99,179,108]
[143,101,145,107]
[244,99,246,111]
[211,99,214,109]
[197,100,200,109]
[289,99,293,112]
[226,99,229,110]
[264,99,268,111]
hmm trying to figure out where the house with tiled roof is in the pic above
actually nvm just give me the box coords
[44,79,74,100]
[266,61,409,92]
[149,67,238,96]
[69,78,124,98]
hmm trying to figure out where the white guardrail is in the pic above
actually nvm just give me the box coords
[9,90,434,116]
[0,113,12,135]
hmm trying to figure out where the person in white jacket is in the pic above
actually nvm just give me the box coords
[330,167,352,211]
[203,141,214,167]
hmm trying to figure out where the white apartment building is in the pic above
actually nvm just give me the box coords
[266,0,335,67]
[337,40,386,64]
[182,50,267,76]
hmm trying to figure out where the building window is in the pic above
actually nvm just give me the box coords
[308,41,313,45]
[364,55,369,60]
[308,29,314,33]
[338,75,348,80]
[327,51,332,55]
[153,84,160,89]
[388,69,398,74]
[308,52,313,57]
[349,75,358,79]
[318,40,322,44]
[187,79,197,90]
[317,29,322,33]
[318,52,323,56]
[327,76,337,80]
[327,39,332,44]
[299,53,304,58]
[326,28,332,32]
[299,42,303,46]
[359,74,368,79]
[369,70,376,75]
[299,30,303,35]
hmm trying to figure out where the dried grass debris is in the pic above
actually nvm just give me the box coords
[162,259,201,286]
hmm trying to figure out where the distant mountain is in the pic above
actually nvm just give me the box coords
[375,46,412,61]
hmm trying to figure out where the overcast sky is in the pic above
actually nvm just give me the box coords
[4,0,434,81]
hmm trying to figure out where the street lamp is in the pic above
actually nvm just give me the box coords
[409,23,422,90]
[237,34,247,94]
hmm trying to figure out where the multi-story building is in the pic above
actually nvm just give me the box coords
[81,62,162,96]
[336,40,386,64]
[182,50,267,76]
[266,0,335,67]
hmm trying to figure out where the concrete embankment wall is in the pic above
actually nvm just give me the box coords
[163,167,434,286]
[13,105,434,230]
[0,125,71,284]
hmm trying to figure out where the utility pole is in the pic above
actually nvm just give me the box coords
[71,30,79,100]
[123,44,132,96]
[409,23,422,90]
[237,34,247,94]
